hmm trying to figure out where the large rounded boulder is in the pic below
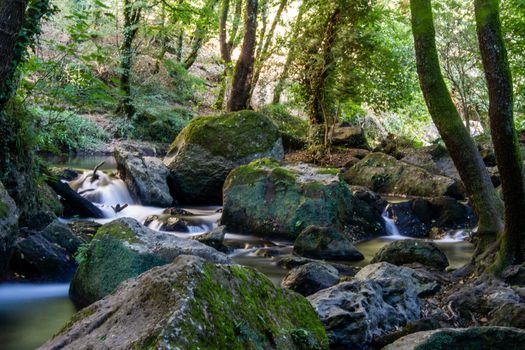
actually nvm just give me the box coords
[42,255,328,350]
[222,159,385,240]
[70,218,230,307]
[0,181,18,277]
[164,111,284,204]
[343,153,463,199]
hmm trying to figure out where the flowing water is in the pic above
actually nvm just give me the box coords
[0,156,475,349]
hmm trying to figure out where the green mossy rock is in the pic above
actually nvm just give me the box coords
[43,256,328,350]
[343,153,463,199]
[383,327,525,350]
[222,160,384,240]
[262,104,308,150]
[69,218,230,307]
[164,110,284,204]
[0,181,18,277]
[371,239,449,271]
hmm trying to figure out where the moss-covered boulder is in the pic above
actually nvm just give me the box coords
[0,181,18,277]
[222,159,385,241]
[42,255,328,350]
[371,239,449,271]
[343,153,463,199]
[164,111,284,204]
[262,104,308,150]
[70,218,230,307]
[383,327,525,350]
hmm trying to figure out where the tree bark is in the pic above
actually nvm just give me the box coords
[227,0,258,111]
[475,0,525,269]
[117,0,141,118]
[410,0,503,248]
[0,0,29,108]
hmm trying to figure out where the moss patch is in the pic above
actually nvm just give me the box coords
[0,200,9,219]
[168,262,328,349]
[94,221,143,244]
[169,111,280,160]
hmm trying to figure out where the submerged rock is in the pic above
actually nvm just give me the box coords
[42,255,328,350]
[343,153,463,199]
[222,159,384,240]
[114,144,173,207]
[308,276,420,349]
[371,240,449,271]
[0,181,18,277]
[383,327,525,350]
[70,218,230,307]
[164,111,284,204]
[293,226,364,261]
[192,226,226,251]
[282,262,340,296]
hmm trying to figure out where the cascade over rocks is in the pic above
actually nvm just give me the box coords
[385,196,476,238]
[383,327,525,350]
[164,111,284,204]
[343,153,464,199]
[371,239,449,271]
[41,255,328,350]
[222,159,385,240]
[0,181,18,277]
[70,218,230,307]
[114,144,173,207]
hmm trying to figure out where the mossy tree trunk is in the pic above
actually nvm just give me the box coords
[410,0,503,251]
[475,0,525,270]
[182,0,220,70]
[227,0,258,112]
[215,0,242,110]
[117,0,141,118]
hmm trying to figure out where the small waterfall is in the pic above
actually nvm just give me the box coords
[382,205,402,237]
[70,171,135,206]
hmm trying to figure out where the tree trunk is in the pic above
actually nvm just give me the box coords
[475,0,525,270]
[0,0,29,108]
[117,0,141,118]
[249,0,288,105]
[410,0,503,249]
[183,0,220,70]
[272,3,304,104]
[227,0,258,112]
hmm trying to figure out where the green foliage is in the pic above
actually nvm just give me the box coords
[74,242,90,265]
[30,107,109,154]
[163,60,206,104]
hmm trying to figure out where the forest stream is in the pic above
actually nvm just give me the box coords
[0,156,475,350]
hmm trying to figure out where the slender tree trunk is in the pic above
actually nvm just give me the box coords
[227,0,258,111]
[272,3,304,104]
[249,0,288,105]
[117,0,141,118]
[183,0,220,70]
[215,0,242,110]
[410,0,503,250]
[475,0,525,270]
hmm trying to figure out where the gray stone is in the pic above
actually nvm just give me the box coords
[282,262,340,296]
[371,239,449,271]
[0,181,18,277]
[293,226,364,261]
[114,145,173,207]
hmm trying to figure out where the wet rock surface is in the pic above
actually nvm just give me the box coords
[371,239,449,271]
[293,226,364,261]
[281,262,340,296]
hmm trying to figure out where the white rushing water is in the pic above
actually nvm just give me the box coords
[381,205,402,238]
